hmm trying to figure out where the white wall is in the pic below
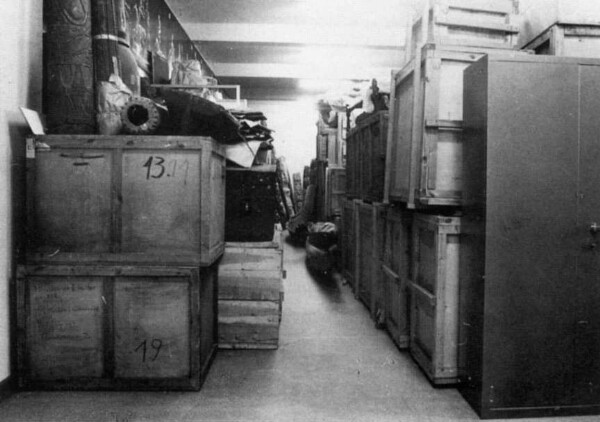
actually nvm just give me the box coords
[247,99,318,178]
[0,1,43,383]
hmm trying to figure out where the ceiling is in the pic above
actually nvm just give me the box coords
[166,0,426,101]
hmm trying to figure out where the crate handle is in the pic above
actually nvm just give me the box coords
[60,153,105,160]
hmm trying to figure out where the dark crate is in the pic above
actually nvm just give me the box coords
[225,165,278,242]
[346,111,388,202]
[26,135,225,266]
[17,263,218,391]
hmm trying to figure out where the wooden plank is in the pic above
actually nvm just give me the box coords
[219,248,283,272]
[218,271,282,301]
[218,301,280,349]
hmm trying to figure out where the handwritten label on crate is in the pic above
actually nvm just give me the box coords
[27,278,105,379]
[114,279,190,378]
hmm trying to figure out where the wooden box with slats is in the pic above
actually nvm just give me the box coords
[16,263,217,390]
[26,135,225,266]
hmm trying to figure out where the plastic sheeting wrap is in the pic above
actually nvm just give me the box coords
[305,222,338,274]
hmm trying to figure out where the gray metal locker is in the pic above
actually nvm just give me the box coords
[460,54,600,419]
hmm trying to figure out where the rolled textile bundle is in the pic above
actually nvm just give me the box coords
[44,0,95,133]
[120,96,168,135]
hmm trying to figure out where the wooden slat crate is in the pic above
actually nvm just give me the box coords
[316,127,344,166]
[355,201,387,318]
[410,214,461,385]
[517,0,600,48]
[325,166,346,219]
[341,199,357,289]
[407,0,520,61]
[311,159,329,221]
[523,23,600,58]
[385,45,529,207]
[26,135,225,266]
[225,165,278,242]
[345,124,360,199]
[218,232,284,349]
[346,112,388,203]
[382,206,413,349]
[16,263,217,390]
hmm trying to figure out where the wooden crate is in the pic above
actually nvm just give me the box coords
[325,166,346,219]
[312,159,329,221]
[16,263,217,390]
[316,127,344,166]
[26,135,225,266]
[523,23,600,58]
[385,45,529,207]
[382,206,413,349]
[225,165,278,242]
[218,232,284,349]
[341,199,357,288]
[410,214,461,385]
[517,0,600,48]
[345,124,360,199]
[346,112,388,202]
[407,0,519,61]
[355,201,387,318]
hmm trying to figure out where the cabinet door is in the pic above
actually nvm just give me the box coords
[573,64,600,404]
[483,60,580,409]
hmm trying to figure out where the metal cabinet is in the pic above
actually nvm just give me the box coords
[460,55,600,418]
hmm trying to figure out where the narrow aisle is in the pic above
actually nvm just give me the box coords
[1,234,600,421]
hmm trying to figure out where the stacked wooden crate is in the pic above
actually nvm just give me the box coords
[342,111,389,319]
[314,116,347,222]
[19,135,225,390]
[383,0,527,385]
[518,0,600,57]
[218,230,284,349]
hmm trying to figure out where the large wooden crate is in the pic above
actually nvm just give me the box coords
[407,0,519,61]
[225,165,278,242]
[523,23,600,58]
[325,166,346,219]
[346,112,388,203]
[410,214,461,385]
[16,263,217,390]
[385,45,529,207]
[341,199,357,288]
[218,232,284,349]
[355,201,387,318]
[518,0,600,48]
[26,135,225,266]
[382,206,413,350]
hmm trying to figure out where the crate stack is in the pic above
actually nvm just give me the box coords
[18,135,225,391]
[382,0,529,386]
[342,111,389,319]
[218,229,284,350]
[221,159,285,350]
[313,114,346,222]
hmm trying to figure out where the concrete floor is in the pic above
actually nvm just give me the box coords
[0,235,598,422]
